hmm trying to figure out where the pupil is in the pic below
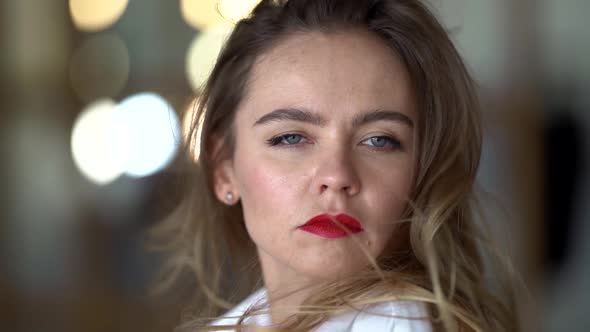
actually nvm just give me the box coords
[286,135,300,144]
[372,137,385,147]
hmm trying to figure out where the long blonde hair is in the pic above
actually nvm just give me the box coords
[148,0,520,331]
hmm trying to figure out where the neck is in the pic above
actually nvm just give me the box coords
[267,285,312,325]
[258,251,321,325]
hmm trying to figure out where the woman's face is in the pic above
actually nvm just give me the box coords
[215,30,416,287]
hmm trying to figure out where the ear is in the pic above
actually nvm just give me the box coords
[213,158,240,205]
[211,135,240,205]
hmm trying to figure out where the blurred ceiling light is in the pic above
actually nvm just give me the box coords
[69,33,129,103]
[113,93,181,178]
[218,0,261,23]
[71,99,124,185]
[180,0,225,30]
[182,99,205,162]
[186,23,233,92]
[69,0,129,32]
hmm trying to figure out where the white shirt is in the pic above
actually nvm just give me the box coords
[211,288,433,332]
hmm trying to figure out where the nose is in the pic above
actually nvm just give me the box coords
[312,148,361,197]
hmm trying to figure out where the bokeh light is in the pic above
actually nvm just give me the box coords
[71,99,124,185]
[69,0,129,32]
[186,23,234,92]
[218,0,261,23]
[69,33,130,103]
[114,93,181,178]
[180,0,226,30]
[181,0,260,30]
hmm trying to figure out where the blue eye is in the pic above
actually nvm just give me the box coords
[267,133,307,146]
[362,136,402,150]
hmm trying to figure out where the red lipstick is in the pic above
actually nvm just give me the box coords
[298,213,364,239]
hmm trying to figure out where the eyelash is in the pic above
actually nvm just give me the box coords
[265,133,403,151]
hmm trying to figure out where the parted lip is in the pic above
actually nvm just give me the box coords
[298,213,364,236]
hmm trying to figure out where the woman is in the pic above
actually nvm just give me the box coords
[150,0,519,331]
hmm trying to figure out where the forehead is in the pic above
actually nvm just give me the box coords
[239,29,415,122]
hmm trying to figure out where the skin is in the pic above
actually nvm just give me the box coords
[214,29,416,323]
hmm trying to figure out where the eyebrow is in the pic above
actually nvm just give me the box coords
[253,108,326,127]
[352,109,414,128]
[253,108,414,128]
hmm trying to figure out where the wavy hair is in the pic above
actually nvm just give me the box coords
[148,0,519,331]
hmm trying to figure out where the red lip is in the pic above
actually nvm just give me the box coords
[297,213,364,239]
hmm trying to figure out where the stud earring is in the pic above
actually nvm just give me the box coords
[225,191,234,203]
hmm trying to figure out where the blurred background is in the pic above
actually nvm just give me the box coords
[1,0,588,331]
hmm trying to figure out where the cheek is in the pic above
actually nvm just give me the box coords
[234,152,306,231]
[381,174,412,214]
[363,166,414,245]
[365,158,413,205]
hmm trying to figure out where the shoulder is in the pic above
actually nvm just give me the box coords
[314,300,432,332]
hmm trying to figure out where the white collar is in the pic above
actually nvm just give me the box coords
[211,288,433,332]
[211,288,271,327]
